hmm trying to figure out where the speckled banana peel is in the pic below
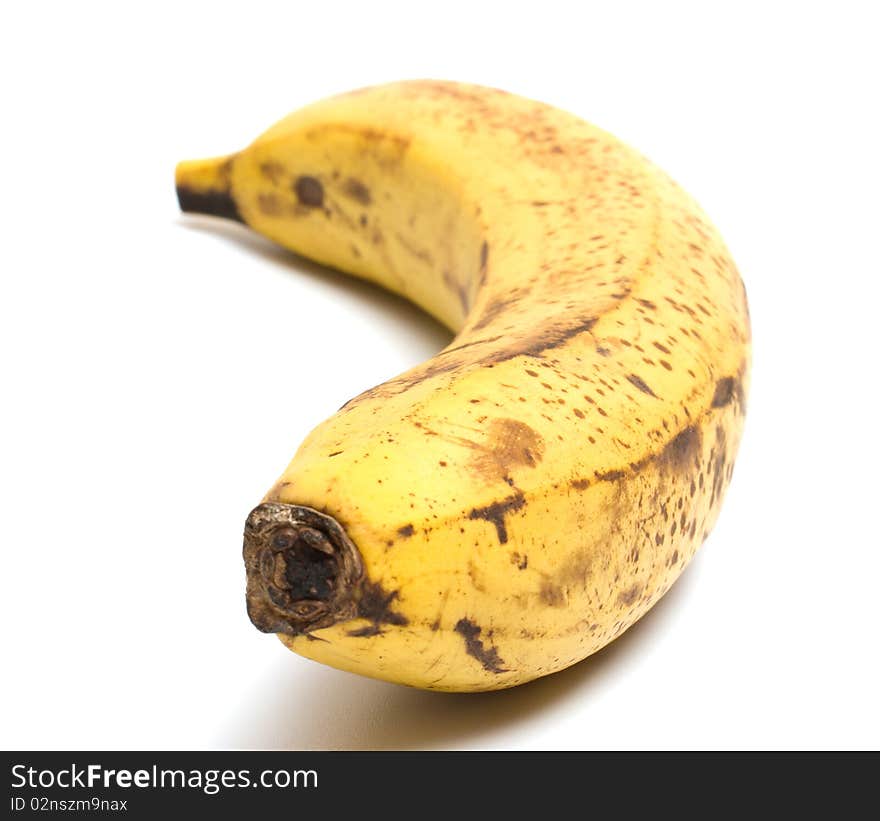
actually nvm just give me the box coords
[176,81,750,692]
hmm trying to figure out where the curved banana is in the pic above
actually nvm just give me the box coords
[176,81,750,691]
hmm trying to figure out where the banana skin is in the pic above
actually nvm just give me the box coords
[176,81,750,691]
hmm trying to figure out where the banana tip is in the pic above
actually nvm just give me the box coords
[175,155,243,223]
[242,503,364,636]
[175,180,243,223]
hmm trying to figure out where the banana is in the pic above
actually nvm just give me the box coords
[176,81,750,692]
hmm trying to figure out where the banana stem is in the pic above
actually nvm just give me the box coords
[175,153,243,223]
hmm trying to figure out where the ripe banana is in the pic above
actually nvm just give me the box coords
[176,81,750,692]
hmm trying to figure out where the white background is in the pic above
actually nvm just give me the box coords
[2,1,878,750]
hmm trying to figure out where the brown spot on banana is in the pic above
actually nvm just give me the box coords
[534,549,593,611]
[657,426,702,474]
[617,583,642,607]
[294,176,324,207]
[594,468,627,483]
[626,373,657,397]
[346,581,409,637]
[259,161,286,184]
[539,582,566,607]
[469,418,545,481]
[341,177,371,205]
[711,376,743,408]
[511,552,528,569]
[454,618,508,673]
[257,193,283,216]
[467,492,526,544]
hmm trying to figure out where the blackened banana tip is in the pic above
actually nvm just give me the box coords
[176,183,243,223]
